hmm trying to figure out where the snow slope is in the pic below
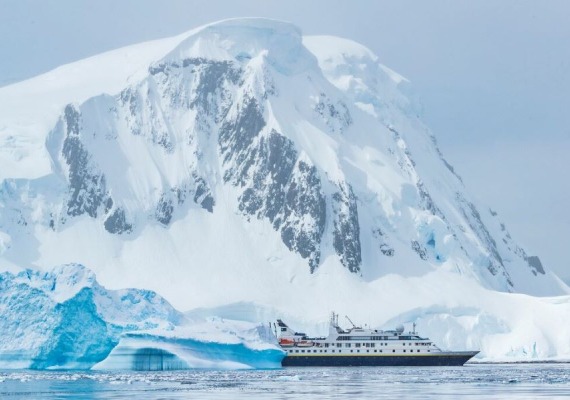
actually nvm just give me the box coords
[0,18,568,362]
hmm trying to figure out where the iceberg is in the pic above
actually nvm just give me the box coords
[95,329,285,370]
[0,264,284,370]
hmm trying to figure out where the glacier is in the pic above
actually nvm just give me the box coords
[0,264,284,369]
[0,18,569,365]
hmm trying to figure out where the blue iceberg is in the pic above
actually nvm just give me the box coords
[0,264,284,370]
[95,332,286,370]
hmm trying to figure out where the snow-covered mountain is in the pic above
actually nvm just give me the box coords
[0,18,569,362]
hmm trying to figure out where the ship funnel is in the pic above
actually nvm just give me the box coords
[276,319,296,336]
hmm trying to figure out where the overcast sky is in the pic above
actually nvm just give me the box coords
[1,0,569,283]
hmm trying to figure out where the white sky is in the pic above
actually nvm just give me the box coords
[1,0,569,283]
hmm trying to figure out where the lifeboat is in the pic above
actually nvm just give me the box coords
[279,338,295,347]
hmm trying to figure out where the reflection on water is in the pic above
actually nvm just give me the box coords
[1,364,569,399]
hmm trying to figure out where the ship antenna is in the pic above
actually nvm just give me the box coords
[413,322,416,334]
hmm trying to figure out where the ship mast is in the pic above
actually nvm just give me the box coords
[330,311,339,327]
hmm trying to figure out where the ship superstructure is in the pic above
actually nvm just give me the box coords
[277,313,478,366]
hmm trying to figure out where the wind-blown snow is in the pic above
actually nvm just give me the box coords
[0,18,569,364]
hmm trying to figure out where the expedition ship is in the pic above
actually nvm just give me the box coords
[277,313,478,367]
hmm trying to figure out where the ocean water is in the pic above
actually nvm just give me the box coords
[1,364,569,399]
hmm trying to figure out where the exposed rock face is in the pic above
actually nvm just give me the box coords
[219,96,267,184]
[372,228,395,257]
[411,240,428,261]
[332,183,361,273]
[279,160,326,272]
[61,105,111,220]
[156,195,174,226]
[314,93,352,134]
[104,208,132,235]
[526,256,545,275]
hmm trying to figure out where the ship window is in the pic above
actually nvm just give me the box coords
[346,343,351,348]
[355,343,361,348]
[417,350,420,353]
[393,350,395,353]
[320,350,323,353]
[379,350,382,353]
[295,350,299,353]
[336,343,342,348]
[403,350,406,352]
[351,350,353,353]
[403,343,405,346]
[427,350,430,352]
[371,343,375,348]
[332,350,335,353]
[281,328,287,332]
[339,350,342,353]
[325,343,329,348]
[374,350,377,353]
[357,350,360,353]
[367,350,370,353]
[301,350,305,353]
[314,350,317,353]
